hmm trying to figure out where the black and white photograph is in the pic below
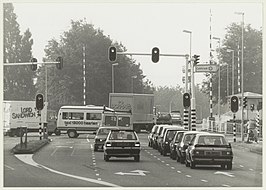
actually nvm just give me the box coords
[2,1,264,189]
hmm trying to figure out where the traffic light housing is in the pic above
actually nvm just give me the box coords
[193,55,200,65]
[183,93,191,108]
[56,56,63,70]
[151,47,160,63]
[36,93,44,111]
[31,58,37,71]
[250,104,255,111]
[243,96,247,108]
[108,46,117,62]
[230,96,239,113]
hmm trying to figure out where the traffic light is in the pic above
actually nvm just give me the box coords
[31,58,37,71]
[230,96,239,113]
[151,47,160,63]
[193,55,200,65]
[183,93,191,108]
[243,96,247,108]
[56,56,63,70]
[250,104,255,111]
[36,93,44,111]
[108,46,117,62]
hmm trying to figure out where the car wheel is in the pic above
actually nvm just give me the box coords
[68,130,77,138]
[172,152,177,160]
[94,145,98,151]
[162,149,167,156]
[190,161,195,169]
[180,156,185,164]
[185,158,190,167]
[221,164,226,169]
[104,154,109,161]
[227,162,232,170]
[55,129,61,136]
[170,152,173,159]
[134,155,140,162]
[176,155,180,162]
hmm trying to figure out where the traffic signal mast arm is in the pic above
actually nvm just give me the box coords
[3,61,60,66]
[117,51,188,58]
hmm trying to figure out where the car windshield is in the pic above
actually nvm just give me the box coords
[97,128,112,135]
[118,116,130,127]
[184,134,196,144]
[109,131,137,140]
[197,136,227,145]
[166,130,176,141]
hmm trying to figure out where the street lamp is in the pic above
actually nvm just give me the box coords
[131,75,137,93]
[235,11,245,141]
[111,63,118,93]
[213,36,221,124]
[183,30,192,93]
[227,49,235,95]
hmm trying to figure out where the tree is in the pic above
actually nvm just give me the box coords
[37,19,153,111]
[3,3,36,100]
[202,23,262,104]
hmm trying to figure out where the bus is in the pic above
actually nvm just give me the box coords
[57,105,132,138]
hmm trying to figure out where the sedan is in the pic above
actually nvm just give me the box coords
[185,133,233,169]
[94,127,119,151]
[103,129,141,162]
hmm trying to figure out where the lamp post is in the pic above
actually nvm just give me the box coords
[227,49,235,95]
[131,75,137,93]
[235,11,245,141]
[213,36,221,125]
[183,30,192,93]
[111,63,118,93]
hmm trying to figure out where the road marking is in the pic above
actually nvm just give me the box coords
[249,168,254,171]
[15,154,119,187]
[222,184,230,187]
[50,147,59,156]
[166,164,170,166]
[201,179,208,183]
[70,147,75,156]
[96,173,99,176]
[98,178,101,181]
[150,154,153,155]
[215,171,235,178]
[86,134,91,143]
[186,175,191,178]
[115,170,149,176]
[4,164,15,170]
[171,167,175,170]
[154,156,157,158]
[161,161,165,163]
[239,165,244,168]
[157,158,161,160]
[90,144,93,149]
[147,151,150,153]
[177,171,181,173]
[93,163,96,165]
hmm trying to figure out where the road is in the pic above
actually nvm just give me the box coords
[4,132,262,187]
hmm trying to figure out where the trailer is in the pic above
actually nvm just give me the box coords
[109,93,155,132]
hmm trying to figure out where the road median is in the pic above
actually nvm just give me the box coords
[12,139,50,154]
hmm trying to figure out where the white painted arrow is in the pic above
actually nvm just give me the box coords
[214,171,235,178]
[115,170,149,176]
[56,146,73,148]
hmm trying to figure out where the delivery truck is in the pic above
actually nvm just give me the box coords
[109,93,155,132]
[3,101,60,137]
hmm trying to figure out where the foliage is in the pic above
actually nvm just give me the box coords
[3,3,36,100]
[37,19,154,110]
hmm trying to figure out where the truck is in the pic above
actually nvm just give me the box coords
[3,101,60,137]
[109,93,155,132]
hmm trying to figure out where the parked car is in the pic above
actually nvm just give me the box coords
[157,125,174,153]
[152,125,167,149]
[103,129,140,162]
[94,127,119,151]
[185,133,233,170]
[176,131,208,163]
[160,127,185,156]
[169,131,186,160]
[148,125,159,147]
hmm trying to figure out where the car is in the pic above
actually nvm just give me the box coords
[156,125,174,153]
[160,128,183,156]
[176,131,208,163]
[103,129,141,162]
[94,127,119,151]
[152,125,166,149]
[185,133,233,170]
[148,125,159,147]
[169,131,186,160]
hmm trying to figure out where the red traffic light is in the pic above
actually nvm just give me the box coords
[183,93,191,108]
[230,96,239,113]
[36,93,44,111]
[108,46,117,62]
[152,47,160,63]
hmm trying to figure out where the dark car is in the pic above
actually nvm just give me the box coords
[148,125,159,147]
[185,133,233,170]
[152,125,167,149]
[94,127,119,151]
[169,131,186,160]
[103,129,140,162]
[176,131,208,163]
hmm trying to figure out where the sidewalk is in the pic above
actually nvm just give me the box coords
[225,134,263,155]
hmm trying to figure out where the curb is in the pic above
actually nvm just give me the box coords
[231,143,262,155]
[12,139,50,154]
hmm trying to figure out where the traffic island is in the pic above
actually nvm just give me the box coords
[12,139,50,154]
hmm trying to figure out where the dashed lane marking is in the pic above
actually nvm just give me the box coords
[96,174,100,176]
[90,144,93,149]
[50,147,59,156]
[157,158,161,160]
[239,165,244,168]
[222,184,230,187]
[177,171,181,173]
[186,175,191,178]
[161,161,165,163]
[249,168,254,171]
[201,179,208,183]
[166,164,170,166]
[171,167,175,170]
[4,164,15,170]
[70,147,75,156]
[98,178,102,181]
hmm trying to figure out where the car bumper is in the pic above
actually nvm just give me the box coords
[104,147,140,157]
[191,156,233,164]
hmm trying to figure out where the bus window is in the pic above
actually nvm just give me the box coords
[62,112,84,120]
[86,113,102,120]
[118,116,130,127]
[105,116,117,126]
[62,112,69,119]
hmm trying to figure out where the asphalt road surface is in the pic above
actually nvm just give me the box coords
[4,132,262,187]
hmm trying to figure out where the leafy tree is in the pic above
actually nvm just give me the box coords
[3,3,35,100]
[37,19,153,111]
[202,23,262,104]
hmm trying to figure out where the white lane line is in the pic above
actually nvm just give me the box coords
[147,151,150,153]
[86,134,91,143]
[4,164,15,170]
[161,161,165,163]
[239,165,244,168]
[201,179,208,183]
[166,164,170,166]
[70,147,75,156]
[249,168,254,171]
[171,167,175,170]
[177,171,182,173]
[96,174,100,176]
[90,144,93,149]
[222,184,230,187]
[150,154,153,156]
[98,178,102,181]
[15,154,119,187]
[93,163,96,165]
[186,175,191,178]
[50,147,59,156]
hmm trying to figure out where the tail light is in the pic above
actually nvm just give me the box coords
[106,142,111,147]
[135,142,140,147]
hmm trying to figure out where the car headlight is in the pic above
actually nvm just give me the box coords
[165,142,168,144]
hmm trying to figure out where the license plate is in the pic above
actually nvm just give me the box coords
[205,151,221,156]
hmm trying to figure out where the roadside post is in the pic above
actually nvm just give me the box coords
[36,94,44,140]
[230,96,239,142]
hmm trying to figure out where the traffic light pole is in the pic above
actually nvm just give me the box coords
[191,60,196,131]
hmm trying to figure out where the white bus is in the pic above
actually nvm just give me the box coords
[57,105,132,138]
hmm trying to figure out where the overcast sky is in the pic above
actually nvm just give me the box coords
[12,2,263,87]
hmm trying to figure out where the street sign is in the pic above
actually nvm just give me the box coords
[195,64,218,73]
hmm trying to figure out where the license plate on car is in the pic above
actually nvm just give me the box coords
[205,151,221,156]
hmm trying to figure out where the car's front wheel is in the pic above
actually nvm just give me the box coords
[134,155,140,162]
[68,130,77,138]
[227,162,232,170]
[104,154,109,161]
[190,161,195,169]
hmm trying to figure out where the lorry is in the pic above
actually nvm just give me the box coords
[3,101,60,137]
[109,93,155,132]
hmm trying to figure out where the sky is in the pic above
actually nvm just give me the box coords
[11,1,263,87]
